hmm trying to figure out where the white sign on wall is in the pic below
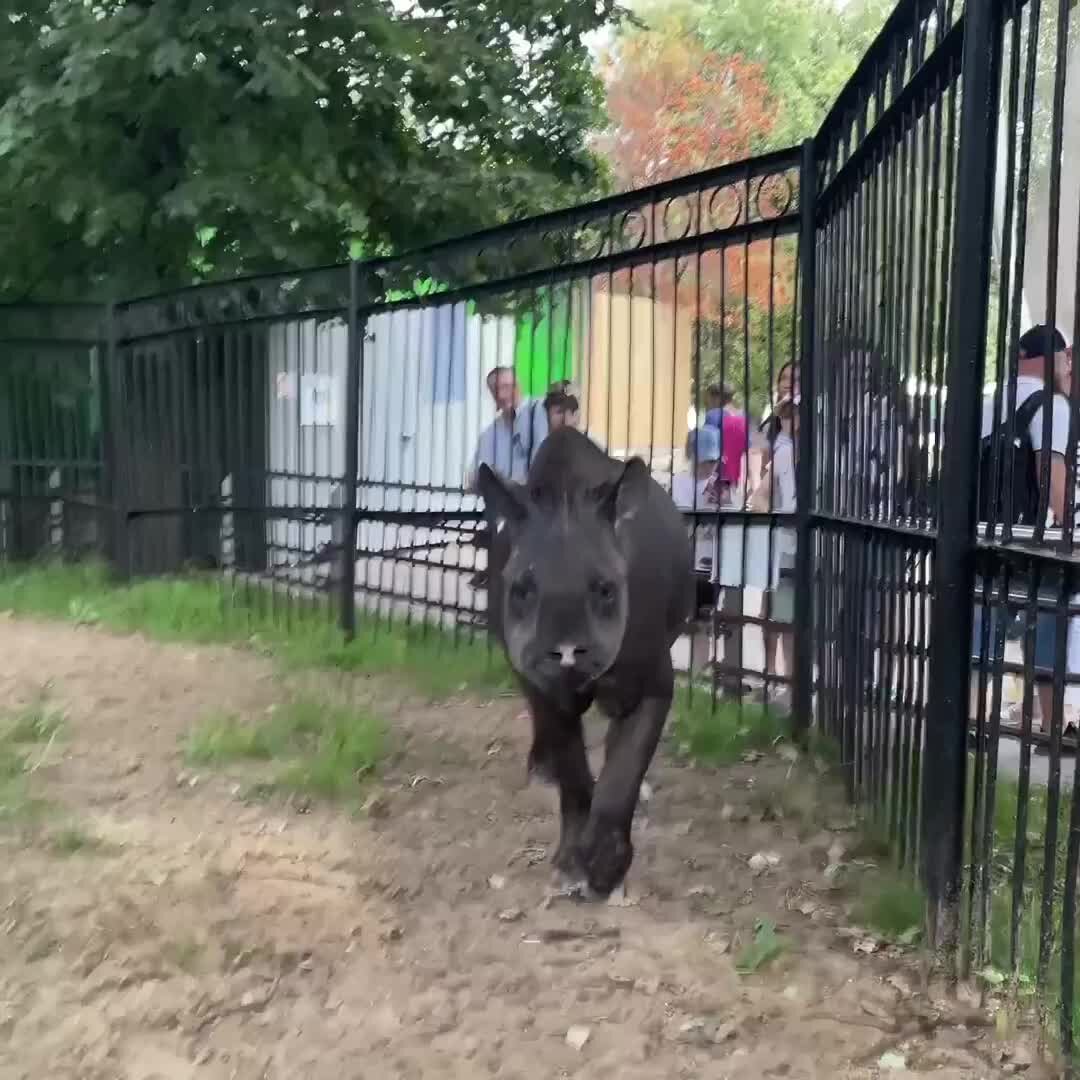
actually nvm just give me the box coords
[300,373,336,427]
[275,371,296,401]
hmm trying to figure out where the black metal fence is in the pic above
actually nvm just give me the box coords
[2,0,1080,1067]
[1,148,805,699]
[809,0,1080,1069]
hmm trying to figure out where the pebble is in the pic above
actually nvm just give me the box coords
[705,932,731,954]
[749,851,781,873]
[565,1025,591,1051]
[713,1021,737,1043]
[676,1018,709,1044]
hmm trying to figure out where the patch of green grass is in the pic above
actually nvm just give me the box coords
[0,743,31,823]
[0,741,24,782]
[0,705,59,827]
[185,712,279,765]
[162,936,203,973]
[48,824,105,855]
[2,699,64,745]
[273,619,514,700]
[0,560,512,700]
[271,717,384,800]
[671,691,791,765]
[187,695,387,804]
[961,757,1080,1048]
[735,917,788,974]
[852,872,924,943]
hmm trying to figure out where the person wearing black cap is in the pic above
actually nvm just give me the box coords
[972,323,1073,737]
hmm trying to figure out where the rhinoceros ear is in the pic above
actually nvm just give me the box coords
[595,456,649,527]
[477,463,529,531]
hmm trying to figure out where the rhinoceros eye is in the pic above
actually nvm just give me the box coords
[509,571,536,614]
[589,577,617,616]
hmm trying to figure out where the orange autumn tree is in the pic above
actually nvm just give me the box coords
[594,27,797,415]
[596,32,775,190]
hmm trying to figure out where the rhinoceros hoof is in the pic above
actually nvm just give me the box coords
[551,869,590,899]
[552,840,585,877]
[527,760,557,787]
[582,830,633,899]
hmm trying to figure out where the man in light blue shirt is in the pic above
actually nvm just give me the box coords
[467,366,548,489]
[467,365,548,589]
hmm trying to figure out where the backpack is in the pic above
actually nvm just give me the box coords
[976,389,1046,527]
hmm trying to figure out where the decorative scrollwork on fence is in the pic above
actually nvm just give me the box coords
[117,266,351,341]
[42,156,802,339]
[363,155,801,307]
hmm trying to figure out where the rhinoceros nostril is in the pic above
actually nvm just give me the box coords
[550,643,588,667]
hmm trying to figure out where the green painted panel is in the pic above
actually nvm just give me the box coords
[514,289,574,396]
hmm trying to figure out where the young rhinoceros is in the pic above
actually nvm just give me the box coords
[477,426,695,897]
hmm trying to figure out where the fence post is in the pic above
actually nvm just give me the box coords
[793,137,818,738]
[923,0,1003,952]
[100,302,129,581]
[340,261,364,639]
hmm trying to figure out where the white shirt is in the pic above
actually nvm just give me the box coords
[469,398,548,486]
[980,375,1070,455]
[768,432,797,573]
[671,470,719,578]
[768,432,797,514]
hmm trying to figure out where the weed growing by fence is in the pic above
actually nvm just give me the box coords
[186,695,387,805]
[851,874,924,943]
[47,824,107,856]
[0,698,62,826]
[0,561,513,699]
[670,690,791,765]
[964,756,1080,1044]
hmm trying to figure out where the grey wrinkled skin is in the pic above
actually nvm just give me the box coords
[478,427,695,897]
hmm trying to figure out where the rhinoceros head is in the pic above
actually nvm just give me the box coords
[477,457,650,696]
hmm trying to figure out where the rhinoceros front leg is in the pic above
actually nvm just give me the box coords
[525,690,594,882]
[580,666,673,897]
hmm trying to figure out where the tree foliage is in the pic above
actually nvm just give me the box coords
[595,0,891,415]
[598,0,893,185]
[0,0,622,301]
[688,0,894,149]
[595,29,776,189]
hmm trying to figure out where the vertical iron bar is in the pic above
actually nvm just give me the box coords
[793,137,817,736]
[98,304,121,575]
[342,261,364,639]
[922,0,1003,951]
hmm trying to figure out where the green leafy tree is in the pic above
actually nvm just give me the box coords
[610,0,893,158]
[596,0,891,419]
[684,0,894,149]
[0,0,622,301]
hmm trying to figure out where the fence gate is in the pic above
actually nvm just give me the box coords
[808,0,1080,1068]
[808,0,964,914]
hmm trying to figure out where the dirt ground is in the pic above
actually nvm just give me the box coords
[0,616,1048,1080]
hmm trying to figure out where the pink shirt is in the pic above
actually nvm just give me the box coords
[718,409,748,485]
